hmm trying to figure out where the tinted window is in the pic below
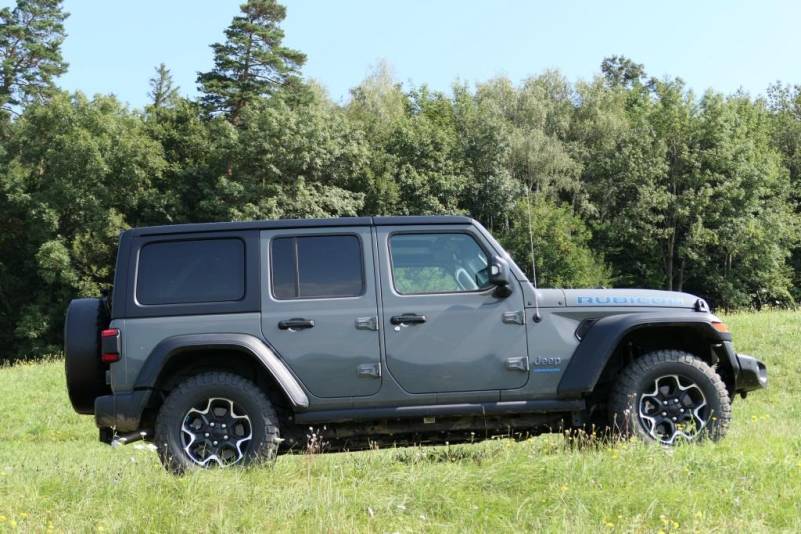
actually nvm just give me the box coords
[137,238,245,305]
[271,236,296,300]
[271,235,364,299]
[390,233,491,294]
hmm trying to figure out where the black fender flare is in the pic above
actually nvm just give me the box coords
[134,333,309,408]
[556,313,731,398]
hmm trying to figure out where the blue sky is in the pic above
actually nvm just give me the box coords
[6,0,800,108]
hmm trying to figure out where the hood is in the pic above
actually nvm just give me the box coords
[562,288,701,309]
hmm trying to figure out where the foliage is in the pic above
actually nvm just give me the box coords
[0,0,799,356]
[500,197,611,288]
[0,0,67,114]
[601,55,646,88]
[147,63,179,110]
[197,0,306,122]
[1,93,166,353]
[574,77,799,307]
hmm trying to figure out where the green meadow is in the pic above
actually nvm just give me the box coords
[1,310,799,533]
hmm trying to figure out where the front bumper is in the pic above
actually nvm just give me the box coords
[720,340,767,394]
[734,353,768,393]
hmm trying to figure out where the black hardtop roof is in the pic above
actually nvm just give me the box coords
[125,215,475,237]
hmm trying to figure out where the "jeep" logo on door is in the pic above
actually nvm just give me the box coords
[533,356,561,366]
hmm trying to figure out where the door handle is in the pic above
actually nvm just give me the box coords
[278,318,315,330]
[390,313,427,325]
[357,363,381,378]
[505,356,529,372]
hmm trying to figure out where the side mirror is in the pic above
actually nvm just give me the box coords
[489,256,513,298]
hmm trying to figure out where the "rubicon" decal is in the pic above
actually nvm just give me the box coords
[576,295,689,306]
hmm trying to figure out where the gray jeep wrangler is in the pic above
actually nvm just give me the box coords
[64,216,767,472]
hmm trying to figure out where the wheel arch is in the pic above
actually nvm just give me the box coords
[557,313,735,399]
[134,334,309,425]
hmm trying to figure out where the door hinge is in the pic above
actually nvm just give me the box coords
[357,362,381,378]
[355,316,378,331]
[502,310,525,325]
[505,356,529,372]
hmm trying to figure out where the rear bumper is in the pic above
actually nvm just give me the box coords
[94,390,151,439]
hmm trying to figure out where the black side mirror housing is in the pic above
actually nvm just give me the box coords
[489,256,513,298]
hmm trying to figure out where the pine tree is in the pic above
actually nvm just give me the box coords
[0,0,68,112]
[197,0,306,122]
[148,63,179,109]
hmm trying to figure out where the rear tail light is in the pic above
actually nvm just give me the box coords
[101,328,121,363]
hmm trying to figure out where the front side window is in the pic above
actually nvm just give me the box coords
[390,233,491,294]
[137,238,245,305]
[271,235,364,299]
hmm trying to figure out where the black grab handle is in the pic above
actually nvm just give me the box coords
[390,313,427,325]
[278,318,315,330]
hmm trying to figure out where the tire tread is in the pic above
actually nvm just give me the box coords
[154,371,280,473]
[608,349,731,442]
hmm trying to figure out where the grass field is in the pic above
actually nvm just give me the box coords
[0,311,799,533]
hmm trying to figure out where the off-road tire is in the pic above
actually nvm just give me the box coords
[608,350,731,444]
[154,372,280,474]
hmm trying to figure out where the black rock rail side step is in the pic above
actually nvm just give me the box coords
[294,399,585,425]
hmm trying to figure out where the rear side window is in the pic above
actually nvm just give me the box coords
[271,235,364,299]
[137,238,245,305]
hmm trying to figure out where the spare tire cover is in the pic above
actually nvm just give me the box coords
[64,298,111,414]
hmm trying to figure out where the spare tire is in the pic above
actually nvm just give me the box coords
[64,298,111,414]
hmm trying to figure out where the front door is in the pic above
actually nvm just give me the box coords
[377,226,529,394]
[260,227,381,398]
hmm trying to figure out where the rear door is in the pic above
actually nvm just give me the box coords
[260,227,381,398]
[377,225,529,394]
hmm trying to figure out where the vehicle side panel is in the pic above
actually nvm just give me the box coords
[259,227,383,398]
[109,313,264,393]
[502,306,725,400]
[376,224,530,394]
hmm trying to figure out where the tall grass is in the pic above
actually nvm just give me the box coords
[0,311,799,532]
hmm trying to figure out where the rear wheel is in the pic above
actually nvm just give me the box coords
[154,372,280,473]
[609,350,731,445]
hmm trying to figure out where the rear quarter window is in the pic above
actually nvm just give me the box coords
[136,238,245,305]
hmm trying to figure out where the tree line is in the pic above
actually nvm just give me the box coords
[0,0,799,357]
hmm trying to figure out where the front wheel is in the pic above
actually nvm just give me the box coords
[609,350,731,445]
[154,372,280,473]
